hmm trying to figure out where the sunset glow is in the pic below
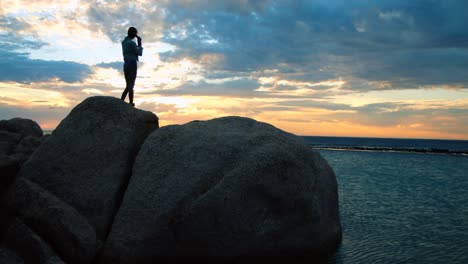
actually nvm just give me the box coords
[1,0,467,139]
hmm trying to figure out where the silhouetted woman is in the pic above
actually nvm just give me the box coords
[121,27,143,106]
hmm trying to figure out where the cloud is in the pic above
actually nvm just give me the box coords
[4,0,468,90]
[86,0,165,43]
[0,50,93,83]
[0,12,93,83]
[156,0,468,90]
[95,61,122,71]
[0,16,46,50]
[327,101,468,135]
[150,78,261,97]
[276,100,354,111]
[352,49,468,88]
[277,118,311,123]
[136,101,180,114]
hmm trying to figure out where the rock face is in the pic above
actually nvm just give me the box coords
[2,96,159,263]
[0,247,24,264]
[4,177,97,263]
[2,217,65,264]
[100,116,341,262]
[0,118,45,196]
[2,98,341,263]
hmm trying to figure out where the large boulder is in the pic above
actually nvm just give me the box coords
[0,247,23,264]
[0,118,44,196]
[3,178,96,263]
[2,217,65,264]
[0,155,20,195]
[100,116,341,262]
[3,96,159,263]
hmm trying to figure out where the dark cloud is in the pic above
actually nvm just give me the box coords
[353,49,468,88]
[144,78,262,97]
[0,16,30,31]
[156,0,468,89]
[0,33,46,50]
[259,106,297,112]
[327,101,468,133]
[95,61,122,71]
[277,100,354,111]
[277,118,311,123]
[0,50,92,83]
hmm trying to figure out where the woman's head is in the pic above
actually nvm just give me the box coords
[127,27,138,38]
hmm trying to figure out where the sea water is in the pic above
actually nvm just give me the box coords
[302,137,468,263]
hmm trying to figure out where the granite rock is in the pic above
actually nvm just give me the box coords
[100,116,341,262]
[2,218,65,264]
[0,119,44,196]
[0,118,43,138]
[3,96,159,263]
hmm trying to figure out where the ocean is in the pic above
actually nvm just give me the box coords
[302,136,468,263]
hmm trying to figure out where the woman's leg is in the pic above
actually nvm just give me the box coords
[121,63,130,101]
[128,63,137,104]
[122,61,137,103]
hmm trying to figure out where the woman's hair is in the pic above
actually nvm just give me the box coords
[127,27,138,37]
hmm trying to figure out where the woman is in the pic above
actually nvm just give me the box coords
[121,27,143,106]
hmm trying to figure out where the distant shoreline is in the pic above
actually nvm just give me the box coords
[312,146,468,156]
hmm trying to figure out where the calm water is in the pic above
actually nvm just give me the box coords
[304,136,468,154]
[306,137,468,263]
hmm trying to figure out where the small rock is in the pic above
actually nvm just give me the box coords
[0,118,43,138]
[0,119,44,196]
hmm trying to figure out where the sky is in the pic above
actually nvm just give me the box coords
[1,0,468,139]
